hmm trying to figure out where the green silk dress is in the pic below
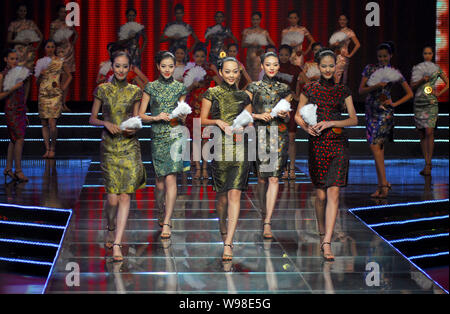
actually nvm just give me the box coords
[203,82,251,193]
[144,76,189,178]
[93,78,146,194]
[246,75,292,178]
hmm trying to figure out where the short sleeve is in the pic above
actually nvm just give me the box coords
[279,84,292,99]
[301,83,313,99]
[180,83,188,97]
[143,82,152,96]
[341,85,351,101]
[243,92,251,106]
[93,85,104,101]
[246,83,258,96]
[203,87,214,102]
[362,65,372,78]
[132,88,143,104]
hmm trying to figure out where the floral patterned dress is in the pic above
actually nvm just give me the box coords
[302,78,351,188]
[362,64,406,145]
[93,78,146,194]
[50,19,76,73]
[38,57,64,119]
[203,82,251,192]
[8,19,41,70]
[247,75,292,178]
[144,76,189,177]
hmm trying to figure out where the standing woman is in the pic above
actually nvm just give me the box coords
[36,40,72,159]
[50,4,78,112]
[331,14,360,85]
[242,12,276,81]
[117,8,147,69]
[359,42,413,198]
[205,11,238,67]
[281,10,315,67]
[295,48,358,261]
[173,46,187,82]
[89,51,146,262]
[301,42,323,83]
[200,56,252,261]
[0,49,30,182]
[227,43,252,90]
[246,52,292,239]
[411,46,449,175]
[138,51,189,239]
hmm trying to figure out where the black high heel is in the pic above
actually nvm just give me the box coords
[105,225,115,249]
[320,242,335,262]
[222,244,234,262]
[112,243,123,262]
[161,223,172,239]
[262,222,273,239]
[3,169,17,182]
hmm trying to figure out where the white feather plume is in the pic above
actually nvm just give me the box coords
[276,72,294,84]
[53,28,73,42]
[173,66,185,81]
[3,66,31,91]
[231,110,253,131]
[183,66,207,88]
[305,64,320,79]
[120,116,142,130]
[118,22,145,40]
[164,24,191,38]
[329,32,348,46]
[281,31,304,46]
[411,61,440,83]
[244,33,269,46]
[15,29,40,43]
[270,99,292,118]
[300,104,318,126]
[34,57,52,78]
[169,101,192,119]
[99,61,112,76]
[367,67,403,86]
[205,24,223,39]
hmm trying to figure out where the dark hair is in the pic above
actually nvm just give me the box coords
[3,48,17,59]
[227,43,239,51]
[314,47,336,64]
[155,50,176,64]
[107,42,127,56]
[193,43,208,56]
[423,45,434,52]
[126,8,137,15]
[217,56,239,70]
[311,42,322,51]
[56,4,66,13]
[252,11,262,18]
[174,3,184,13]
[265,45,277,53]
[175,45,187,53]
[279,44,293,55]
[215,11,225,16]
[43,39,57,47]
[339,13,349,21]
[377,41,395,55]
[260,51,279,63]
[288,10,300,18]
[110,50,132,65]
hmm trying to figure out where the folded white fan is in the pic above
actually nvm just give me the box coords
[3,66,31,91]
[164,24,191,38]
[244,33,268,46]
[300,104,318,126]
[118,22,145,40]
[276,72,294,84]
[231,110,253,131]
[169,101,192,119]
[329,31,348,46]
[205,24,223,39]
[281,31,304,46]
[34,57,52,78]
[120,116,142,130]
[15,29,40,43]
[367,67,403,86]
[53,28,73,42]
[411,61,440,83]
[99,61,112,76]
[270,99,292,118]
[305,64,320,79]
[183,66,207,88]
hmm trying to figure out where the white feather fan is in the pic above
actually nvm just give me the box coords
[3,66,31,91]
[367,67,403,86]
[118,22,145,40]
[300,104,318,126]
[281,31,304,46]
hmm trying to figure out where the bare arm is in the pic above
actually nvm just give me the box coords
[89,97,122,135]
[390,81,413,108]
[303,33,315,56]
[138,92,170,123]
[61,64,73,91]
[359,76,386,95]
[347,35,361,58]
[437,71,449,97]
[312,96,357,134]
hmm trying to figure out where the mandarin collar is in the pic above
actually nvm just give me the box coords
[221,81,238,91]
[319,76,336,87]
[262,74,278,84]
[158,75,174,84]
[111,76,128,88]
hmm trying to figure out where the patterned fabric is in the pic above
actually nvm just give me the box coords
[302,78,351,188]
[38,58,64,119]
[93,78,146,194]
[8,20,40,70]
[205,24,233,66]
[144,76,188,177]
[163,21,193,56]
[247,75,292,178]
[413,65,443,129]
[334,27,356,85]
[118,23,144,68]
[278,62,302,132]
[242,28,269,81]
[50,19,76,73]
[203,82,251,192]
[2,68,27,142]
[281,26,311,66]
[362,64,406,145]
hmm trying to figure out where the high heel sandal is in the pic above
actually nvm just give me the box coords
[105,225,115,249]
[282,164,289,180]
[320,242,335,262]
[262,222,273,239]
[201,167,209,180]
[3,169,17,182]
[14,170,29,182]
[289,167,296,180]
[161,223,172,239]
[222,243,234,262]
[112,243,124,262]
[47,150,55,159]
[377,183,392,199]
[420,163,432,176]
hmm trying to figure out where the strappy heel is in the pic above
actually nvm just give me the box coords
[420,163,432,176]
[262,222,273,239]
[105,225,115,249]
[112,243,123,262]
[222,243,234,262]
[14,170,29,182]
[371,182,391,198]
[3,169,17,182]
[161,223,172,239]
[320,242,335,262]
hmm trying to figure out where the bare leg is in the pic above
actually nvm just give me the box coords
[315,188,327,238]
[369,143,388,196]
[216,192,228,241]
[13,138,26,180]
[322,187,340,258]
[6,142,14,171]
[425,128,434,166]
[48,118,58,153]
[223,189,242,258]
[105,194,119,248]
[155,177,166,226]
[161,174,177,237]
[41,119,50,156]
[256,177,267,218]
[113,193,131,259]
[263,176,279,238]
[288,132,296,179]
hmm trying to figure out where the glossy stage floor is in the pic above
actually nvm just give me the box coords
[0,157,448,294]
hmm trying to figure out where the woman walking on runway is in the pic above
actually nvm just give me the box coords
[295,48,357,261]
[359,42,413,198]
[201,55,252,261]
[139,51,189,239]
[89,51,146,262]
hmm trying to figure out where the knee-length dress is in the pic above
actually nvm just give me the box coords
[362,64,406,145]
[203,82,251,193]
[1,68,27,142]
[144,76,189,178]
[413,64,443,129]
[93,78,146,194]
[38,57,64,119]
[247,75,292,178]
[302,78,351,188]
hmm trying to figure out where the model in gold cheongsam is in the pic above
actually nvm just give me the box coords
[93,78,146,194]
[38,58,64,119]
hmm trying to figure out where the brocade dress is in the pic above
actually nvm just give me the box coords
[38,57,64,119]
[205,24,234,67]
[93,78,146,194]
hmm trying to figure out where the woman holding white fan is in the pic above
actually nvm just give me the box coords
[139,51,190,240]
[295,48,357,261]
[246,52,292,240]
[359,42,413,198]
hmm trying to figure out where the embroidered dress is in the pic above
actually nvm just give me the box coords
[38,58,64,119]
[205,24,233,66]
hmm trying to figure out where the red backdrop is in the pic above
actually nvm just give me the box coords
[2,0,444,103]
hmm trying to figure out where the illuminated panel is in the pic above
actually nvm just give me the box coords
[436,0,449,101]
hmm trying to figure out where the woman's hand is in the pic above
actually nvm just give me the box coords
[11,81,24,92]
[177,114,187,124]
[122,129,137,137]
[306,124,321,137]
[104,121,122,135]
[155,112,171,122]
[423,75,430,82]
[312,121,334,134]
[254,112,273,122]
[277,110,289,119]
[216,119,232,136]
[380,98,394,110]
